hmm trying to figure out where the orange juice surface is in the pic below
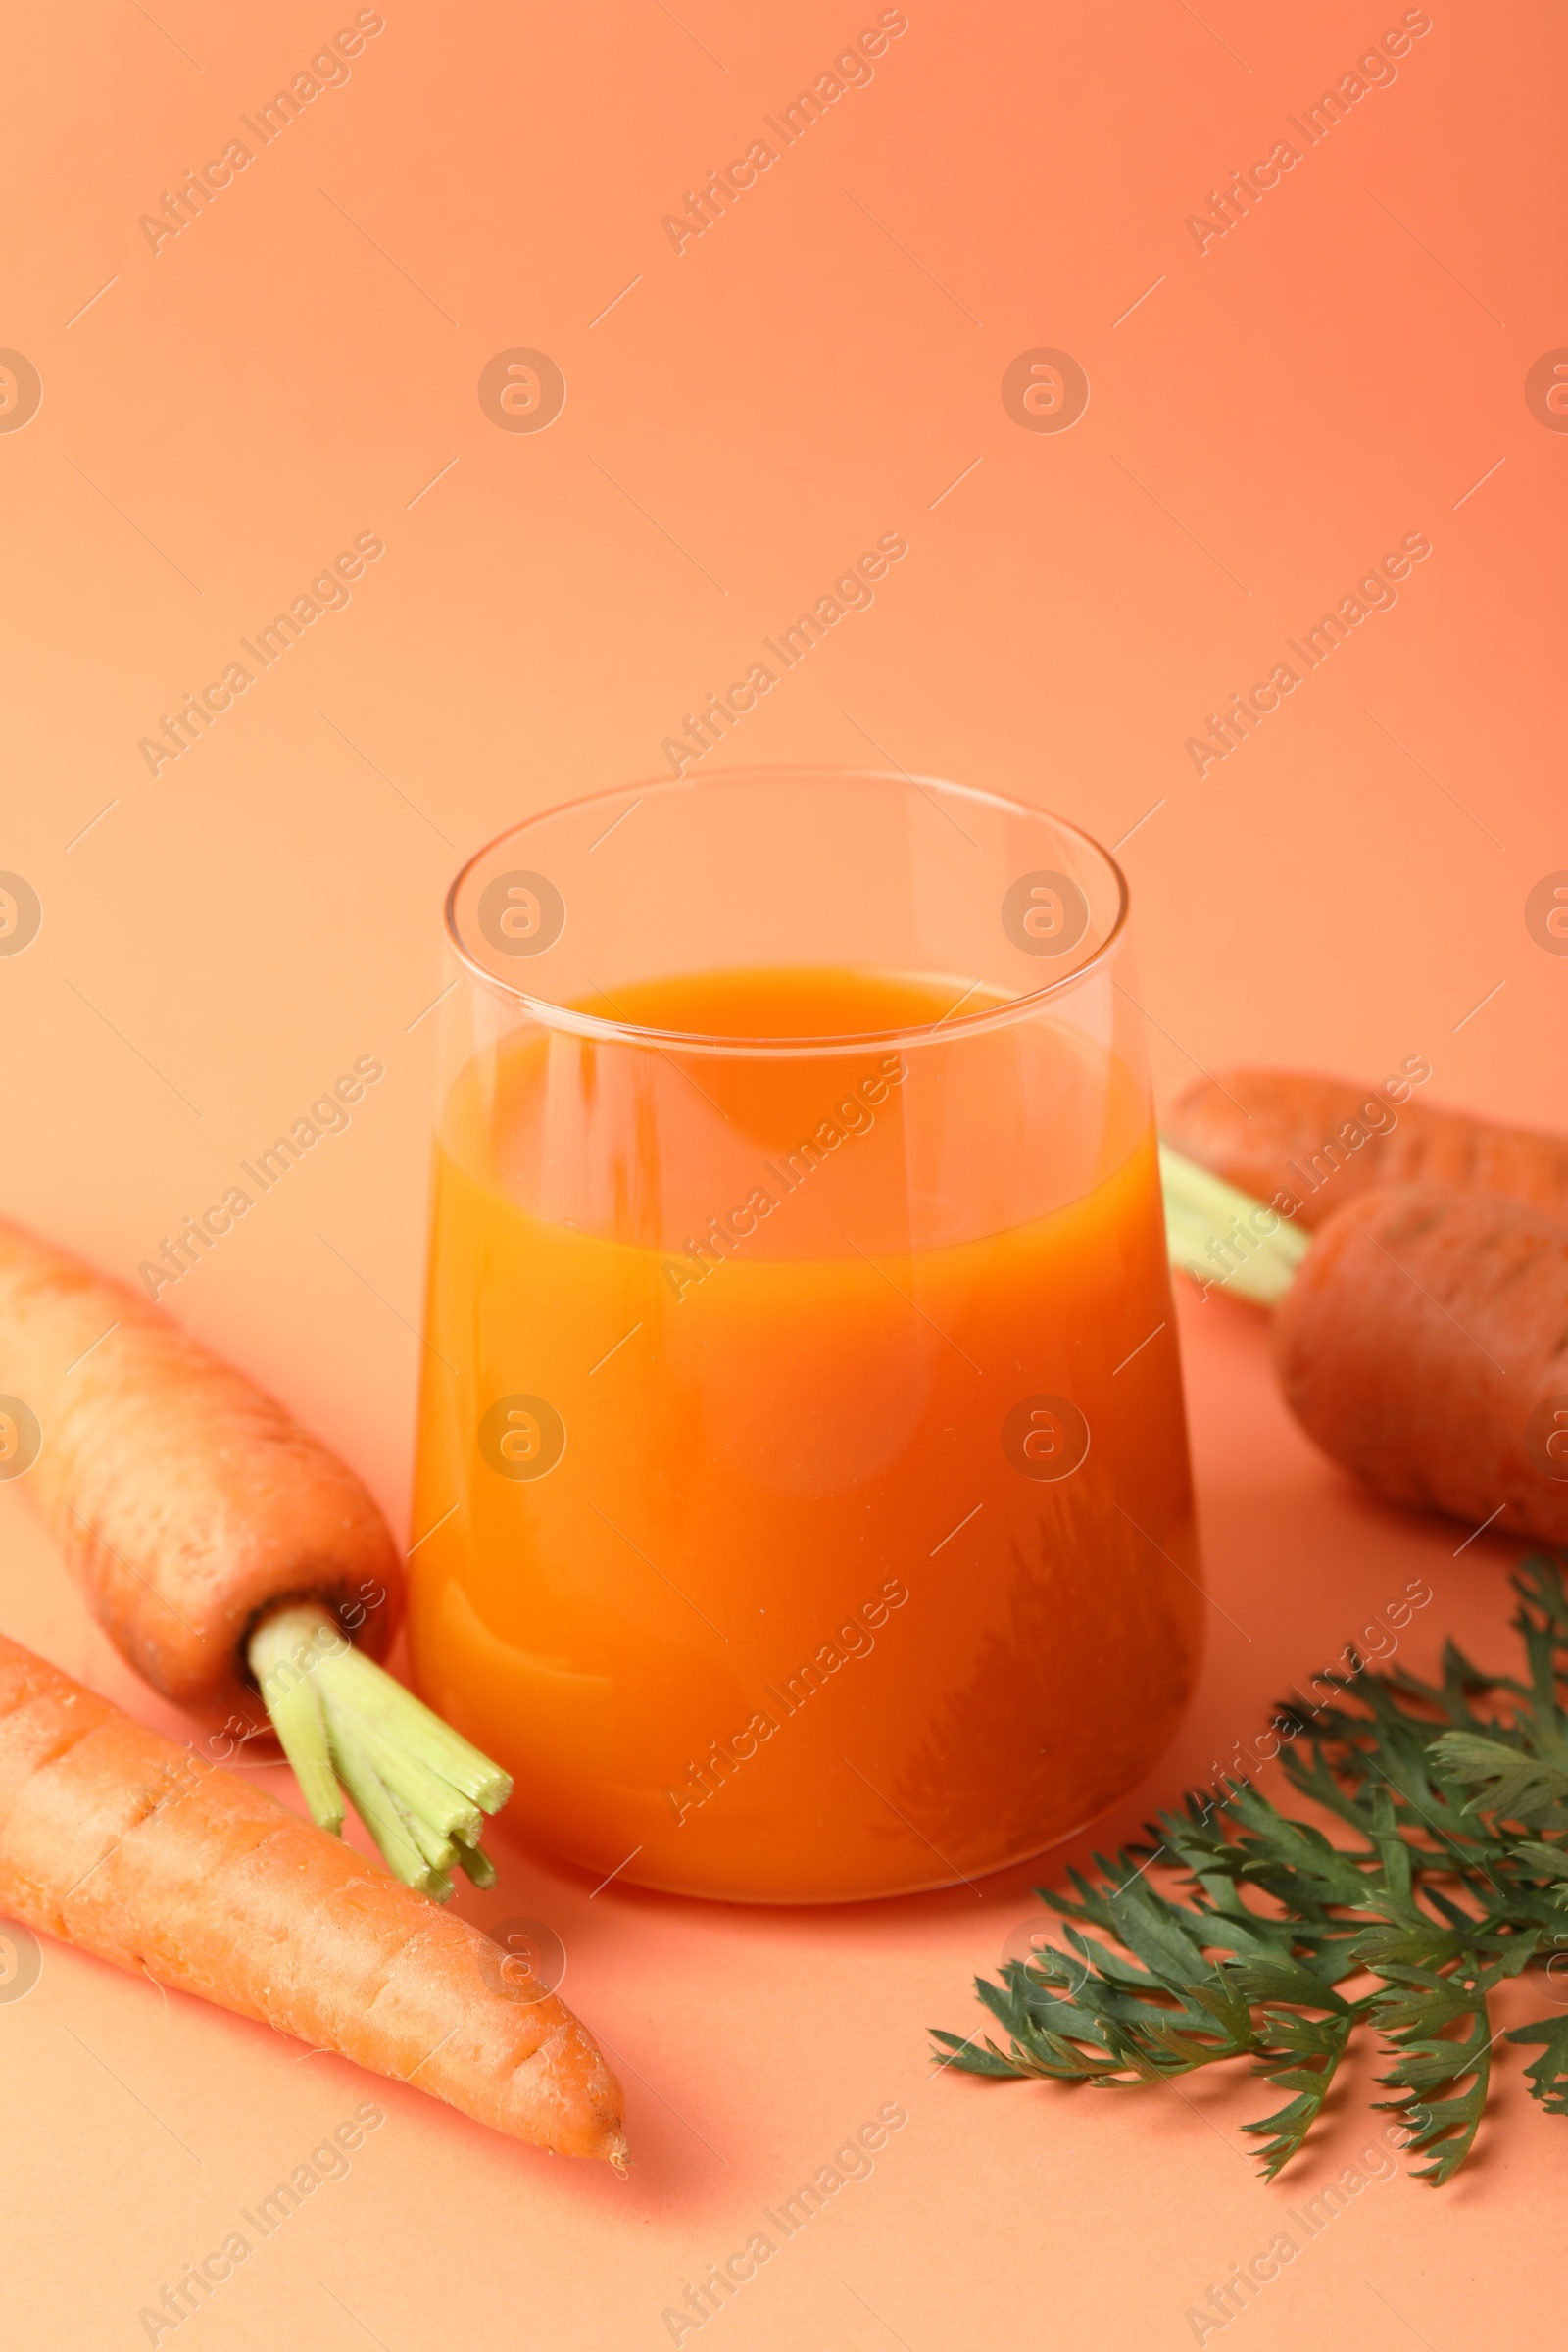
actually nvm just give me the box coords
[410,967,1200,1901]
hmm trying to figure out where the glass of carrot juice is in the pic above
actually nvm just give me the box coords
[409,769,1201,1903]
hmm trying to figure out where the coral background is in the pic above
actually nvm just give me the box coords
[1,1,1563,2344]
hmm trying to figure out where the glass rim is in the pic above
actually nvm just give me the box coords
[442,766,1131,1058]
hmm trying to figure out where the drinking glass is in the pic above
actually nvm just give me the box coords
[409,769,1201,1902]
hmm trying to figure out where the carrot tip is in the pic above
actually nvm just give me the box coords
[607,2136,632,2176]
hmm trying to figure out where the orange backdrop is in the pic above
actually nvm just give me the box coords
[2,2,1564,2345]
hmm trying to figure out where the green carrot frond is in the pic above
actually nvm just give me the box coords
[935,1552,1568,2185]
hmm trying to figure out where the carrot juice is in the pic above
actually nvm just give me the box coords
[409,962,1201,1903]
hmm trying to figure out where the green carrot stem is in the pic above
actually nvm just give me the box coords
[385,1785,457,1890]
[325,1730,439,1894]
[401,1811,459,1874]
[1158,1143,1309,1306]
[247,1605,344,1836]
[318,1683,483,1847]
[452,1836,497,1889]
[245,1598,512,1895]
[315,1641,514,1813]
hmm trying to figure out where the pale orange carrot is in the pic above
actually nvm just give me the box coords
[0,1630,626,2162]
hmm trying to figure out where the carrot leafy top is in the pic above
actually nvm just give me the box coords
[933,1553,1568,2185]
[252,1603,512,1899]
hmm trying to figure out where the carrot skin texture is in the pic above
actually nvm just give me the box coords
[1275,1185,1568,1545]
[1166,1070,1568,1232]
[0,1218,400,1720]
[0,1633,625,2160]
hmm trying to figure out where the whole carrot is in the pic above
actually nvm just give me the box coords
[1272,1185,1568,1545]
[0,1215,511,1895]
[0,1630,626,2163]
[0,1214,399,1721]
[1162,1145,1568,1545]
[1165,1067,1568,1231]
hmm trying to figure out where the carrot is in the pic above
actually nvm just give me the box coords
[0,1629,627,2163]
[0,1214,399,1717]
[1272,1186,1568,1546]
[1164,1068,1568,1232]
[1160,1145,1568,1547]
[0,1215,512,1893]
